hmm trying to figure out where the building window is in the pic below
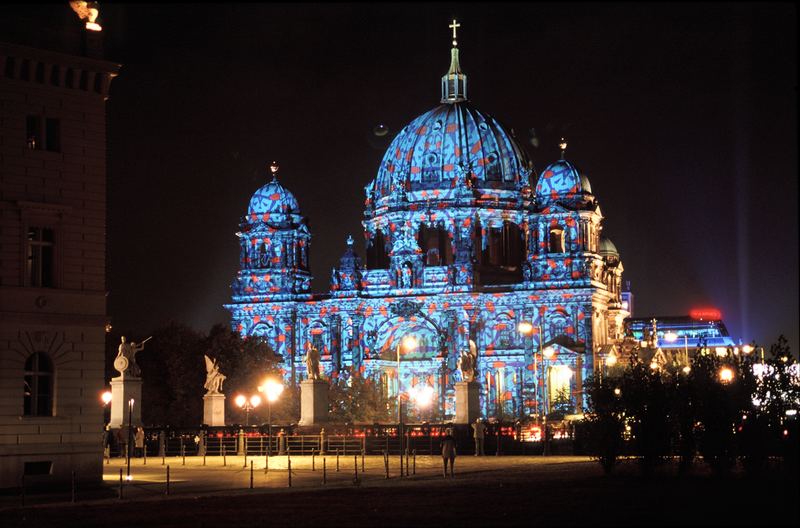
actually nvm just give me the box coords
[548,365,573,414]
[26,116,60,152]
[24,352,54,416]
[27,227,55,288]
[549,227,564,253]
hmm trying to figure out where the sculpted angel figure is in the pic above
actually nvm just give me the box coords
[203,355,226,394]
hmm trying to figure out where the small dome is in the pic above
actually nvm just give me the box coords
[535,159,593,206]
[599,237,619,258]
[248,178,299,217]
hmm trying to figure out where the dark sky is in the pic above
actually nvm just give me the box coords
[85,3,797,350]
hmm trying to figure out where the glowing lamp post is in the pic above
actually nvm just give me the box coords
[410,384,435,421]
[258,378,284,455]
[719,367,734,384]
[396,335,417,477]
[235,394,261,426]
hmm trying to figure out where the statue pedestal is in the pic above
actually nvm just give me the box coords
[109,375,142,428]
[203,393,226,426]
[299,379,329,426]
[454,381,480,424]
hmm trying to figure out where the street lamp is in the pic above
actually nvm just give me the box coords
[234,394,261,426]
[719,367,734,384]
[258,378,284,455]
[126,398,134,479]
[410,383,435,421]
[396,335,417,477]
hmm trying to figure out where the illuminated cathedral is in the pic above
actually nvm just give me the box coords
[225,23,629,420]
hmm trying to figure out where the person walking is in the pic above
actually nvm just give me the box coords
[134,426,145,458]
[441,428,457,477]
[472,418,486,456]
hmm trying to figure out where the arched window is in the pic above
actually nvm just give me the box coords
[24,352,53,416]
[417,224,453,266]
[366,230,390,269]
[549,227,564,253]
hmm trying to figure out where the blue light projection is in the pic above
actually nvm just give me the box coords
[225,32,628,420]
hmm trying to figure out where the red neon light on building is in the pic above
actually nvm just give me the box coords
[689,307,722,320]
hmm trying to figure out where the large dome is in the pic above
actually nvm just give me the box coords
[247,177,299,219]
[368,102,531,205]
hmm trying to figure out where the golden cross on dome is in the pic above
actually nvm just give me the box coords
[449,19,461,46]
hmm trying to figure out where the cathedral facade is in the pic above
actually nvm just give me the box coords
[225,31,628,420]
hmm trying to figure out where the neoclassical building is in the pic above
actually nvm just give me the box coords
[226,27,628,419]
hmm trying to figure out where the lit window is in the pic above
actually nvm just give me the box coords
[548,365,573,411]
[27,227,55,287]
[24,352,54,416]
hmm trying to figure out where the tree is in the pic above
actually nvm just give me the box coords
[200,324,291,425]
[329,369,396,424]
[583,373,624,474]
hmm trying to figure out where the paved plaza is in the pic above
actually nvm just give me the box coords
[3,455,798,527]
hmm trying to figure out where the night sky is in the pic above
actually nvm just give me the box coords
[81,3,796,350]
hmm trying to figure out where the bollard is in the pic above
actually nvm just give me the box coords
[361,449,365,473]
[413,449,416,475]
[118,468,123,499]
[250,460,254,489]
[264,450,269,475]
[323,457,327,484]
[287,457,292,488]
[143,444,147,465]
[162,450,165,466]
[165,465,170,496]
[203,452,206,466]
[243,449,248,469]
[223,445,227,466]
[312,449,316,471]
[354,454,358,481]
[71,470,76,503]
[384,451,389,479]
[405,448,409,475]
[336,449,340,472]
[182,443,186,466]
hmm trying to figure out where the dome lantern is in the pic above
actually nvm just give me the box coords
[441,19,467,103]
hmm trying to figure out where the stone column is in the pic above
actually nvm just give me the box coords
[454,381,480,424]
[299,379,329,426]
[109,375,142,428]
[203,393,226,426]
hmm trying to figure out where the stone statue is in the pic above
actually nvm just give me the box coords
[458,339,478,382]
[203,355,226,394]
[114,336,150,377]
[305,342,321,381]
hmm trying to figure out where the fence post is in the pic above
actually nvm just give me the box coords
[384,450,389,479]
[165,465,170,496]
[287,457,292,488]
[223,444,227,466]
[143,444,147,465]
[323,457,327,485]
[182,442,186,466]
[405,447,409,475]
[203,450,206,466]
[336,449,340,472]
[71,470,76,503]
[413,449,416,475]
[264,449,269,475]
[250,460,254,489]
[361,448,365,473]
[118,468,123,500]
